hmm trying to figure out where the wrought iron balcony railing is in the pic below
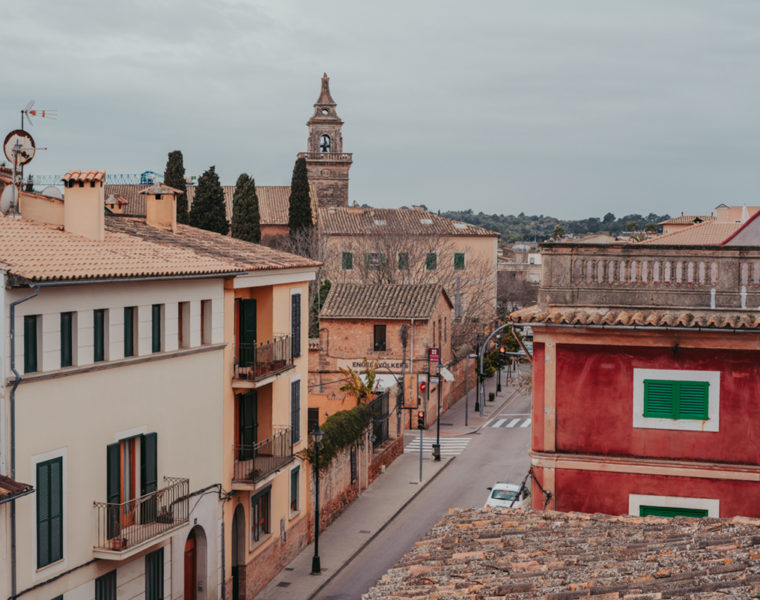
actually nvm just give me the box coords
[94,477,189,554]
[234,335,293,382]
[233,427,293,484]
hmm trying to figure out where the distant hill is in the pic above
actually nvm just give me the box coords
[440,210,671,242]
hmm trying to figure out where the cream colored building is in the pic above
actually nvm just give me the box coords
[0,171,319,600]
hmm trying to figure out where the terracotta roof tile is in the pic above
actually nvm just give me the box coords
[62,170,106,184]
[1,214,319,283]
[510,305,760,330]
[659,215,714,226]
[364,508,760,600]
[139,183,183,195]
[318,207,498,237]
[320,283,451,320]
[641,221,743,245]
[0,475,33,503]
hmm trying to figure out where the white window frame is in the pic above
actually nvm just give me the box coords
[629,493,719,517]
[632,368,720,432]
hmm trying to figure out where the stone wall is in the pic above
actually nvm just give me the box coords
[368,435,405,484]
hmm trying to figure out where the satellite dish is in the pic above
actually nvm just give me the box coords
[41,186,63,199]
[0,185,18,215]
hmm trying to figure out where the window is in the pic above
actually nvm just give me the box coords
[291,380,301,444]
[178,302,190,349]
[37,457,63,568]
[201,299,212,344]
[291,293,301,358]
[145,548,164,600]
[237,392,258,458]
[350,446,357,483]
[342,252,353,270]
[93,309,106,362]
[320,134,331,153]
[397,252,409,270]
[454,252,465,270]
[95,571,116,600]
[151,304,162,353]
[124,307,136,357]
[24,315,38,373]
[633,369,720,432]
[365,253,385,270]
[60,312,73,368]
[251,486,271,543]
[443,317,447,343]
[308,407,319,434]
[425,252,437,271]
[629,493,719,518]
[290,467,300,513]
[374,324,386,351]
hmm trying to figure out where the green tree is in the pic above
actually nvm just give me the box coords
[340,359,379,405]
[188,166,229,235]
[626,221,638,232]
[231,173,261,243]
[602,212,616,225]
[551,225,565,240]
[163,150,189,224]
[645,222,658,234]
[288,157,313,236]
[24,174,33,192]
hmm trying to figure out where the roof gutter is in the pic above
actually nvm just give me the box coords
[7,270,247,288]
[525,322,760,334]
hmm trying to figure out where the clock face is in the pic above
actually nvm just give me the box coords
[3,129,36,165]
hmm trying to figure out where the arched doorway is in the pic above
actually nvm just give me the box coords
[184,526,208,600]
[231,504,246,600]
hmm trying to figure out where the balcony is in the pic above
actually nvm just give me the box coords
[93,477,189,560]
[234,335,293,387]
[232,427,293,489]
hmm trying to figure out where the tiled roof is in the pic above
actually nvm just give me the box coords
[0,475,33,503]
[659,215,714,226]
[106,183,317,226]
[63,170,106,184]
[320,283,451,320]
[318,207,498,237]
[0,214,318,283]
[139,183,183,195]
[641,221,743,245]
[364,508,760,600]
[510,304,760,330]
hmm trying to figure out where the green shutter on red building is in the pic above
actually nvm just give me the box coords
[643,379,708,420]
[640,505,708,518]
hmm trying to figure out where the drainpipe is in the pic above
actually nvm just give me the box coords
[9,285,40,600]
[1,272,6,476]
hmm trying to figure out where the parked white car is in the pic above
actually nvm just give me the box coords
[484,482,529,509]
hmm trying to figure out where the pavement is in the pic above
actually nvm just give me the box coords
[254,367,526,600]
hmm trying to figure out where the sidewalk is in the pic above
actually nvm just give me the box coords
[254,367,525,600]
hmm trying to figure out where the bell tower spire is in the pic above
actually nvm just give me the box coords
[299,73,352,207]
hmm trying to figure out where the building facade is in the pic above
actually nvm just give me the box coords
[512,242,760,518]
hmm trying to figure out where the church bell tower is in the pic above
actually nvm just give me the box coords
[299,73,352,207]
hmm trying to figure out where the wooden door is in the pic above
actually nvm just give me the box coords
[184,533,197,600]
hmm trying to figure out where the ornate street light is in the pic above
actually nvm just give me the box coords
[311,426,324,575]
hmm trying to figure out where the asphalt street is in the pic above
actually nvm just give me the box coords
[313,389,532,600]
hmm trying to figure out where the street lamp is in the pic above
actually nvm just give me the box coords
[465,353,476,427]
[311,426,324,575]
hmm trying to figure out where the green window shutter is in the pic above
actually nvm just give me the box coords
[239,391,258,458]
[145,548,164,600]
[290,467,299,512]
[60,312,73,368]
[106,443,121,539]
[342,252,353,270]
[93,309,105,362]
[426,253,437,270]
[141,433,158,495]
[95,571,117,600]
[640,505,708,518]
[291,381,301,444]
[124,307,134,357]
[643,380,675,418]
[454,253,465,270]
[151,304,161,353]
[291,294,301,358]
[36,457,63,568]
[398,253,409,270]
[24,315,37,373]
[677,381,709,420]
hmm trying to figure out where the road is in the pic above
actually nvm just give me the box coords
[314,389,532,600]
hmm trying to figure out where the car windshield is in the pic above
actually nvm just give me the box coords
[491,489,518,501]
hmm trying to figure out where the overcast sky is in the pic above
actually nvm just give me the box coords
[3,1,759,219]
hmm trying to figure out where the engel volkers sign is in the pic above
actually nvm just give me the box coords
[336,358,408,372]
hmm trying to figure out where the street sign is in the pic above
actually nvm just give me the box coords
[419,380,427,393]
[428,347,440,363]
[403,373,418,407]
[430,376,439,385]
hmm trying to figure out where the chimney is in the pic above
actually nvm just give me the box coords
[63,170,106,241]
[140,183,179,232]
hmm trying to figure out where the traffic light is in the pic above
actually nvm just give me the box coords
[498,346,507,366]
[417,411,425,429]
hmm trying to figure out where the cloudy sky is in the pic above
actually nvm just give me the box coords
[2,1,759,219]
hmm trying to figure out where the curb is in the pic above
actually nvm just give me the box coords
[307,455,457,600]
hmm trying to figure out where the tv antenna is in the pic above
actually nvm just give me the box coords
[21,100,56,129]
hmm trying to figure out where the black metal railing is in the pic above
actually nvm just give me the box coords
[234,336,293,381]
[233,427,293,483]
[94,477,189,553]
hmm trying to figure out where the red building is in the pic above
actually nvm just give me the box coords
[512,243,760,518]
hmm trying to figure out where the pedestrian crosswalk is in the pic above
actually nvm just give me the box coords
[404,436,471,456]
[490,415,531,429]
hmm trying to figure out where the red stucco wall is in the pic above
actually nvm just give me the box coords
[555,468,760,518]
[554,344,760,464]
[532,342,545,451]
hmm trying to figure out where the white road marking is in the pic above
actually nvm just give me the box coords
[521,418,532,428]
[506,418,521,428]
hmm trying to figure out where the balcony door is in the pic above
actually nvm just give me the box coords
[238,392,258,460]
[106,433,157,537]
[238,299,257,366]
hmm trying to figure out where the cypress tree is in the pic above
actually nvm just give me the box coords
[231,173,261,243]
[163,150,189,224]
[188,166,229,235]
[288,157,313,235]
